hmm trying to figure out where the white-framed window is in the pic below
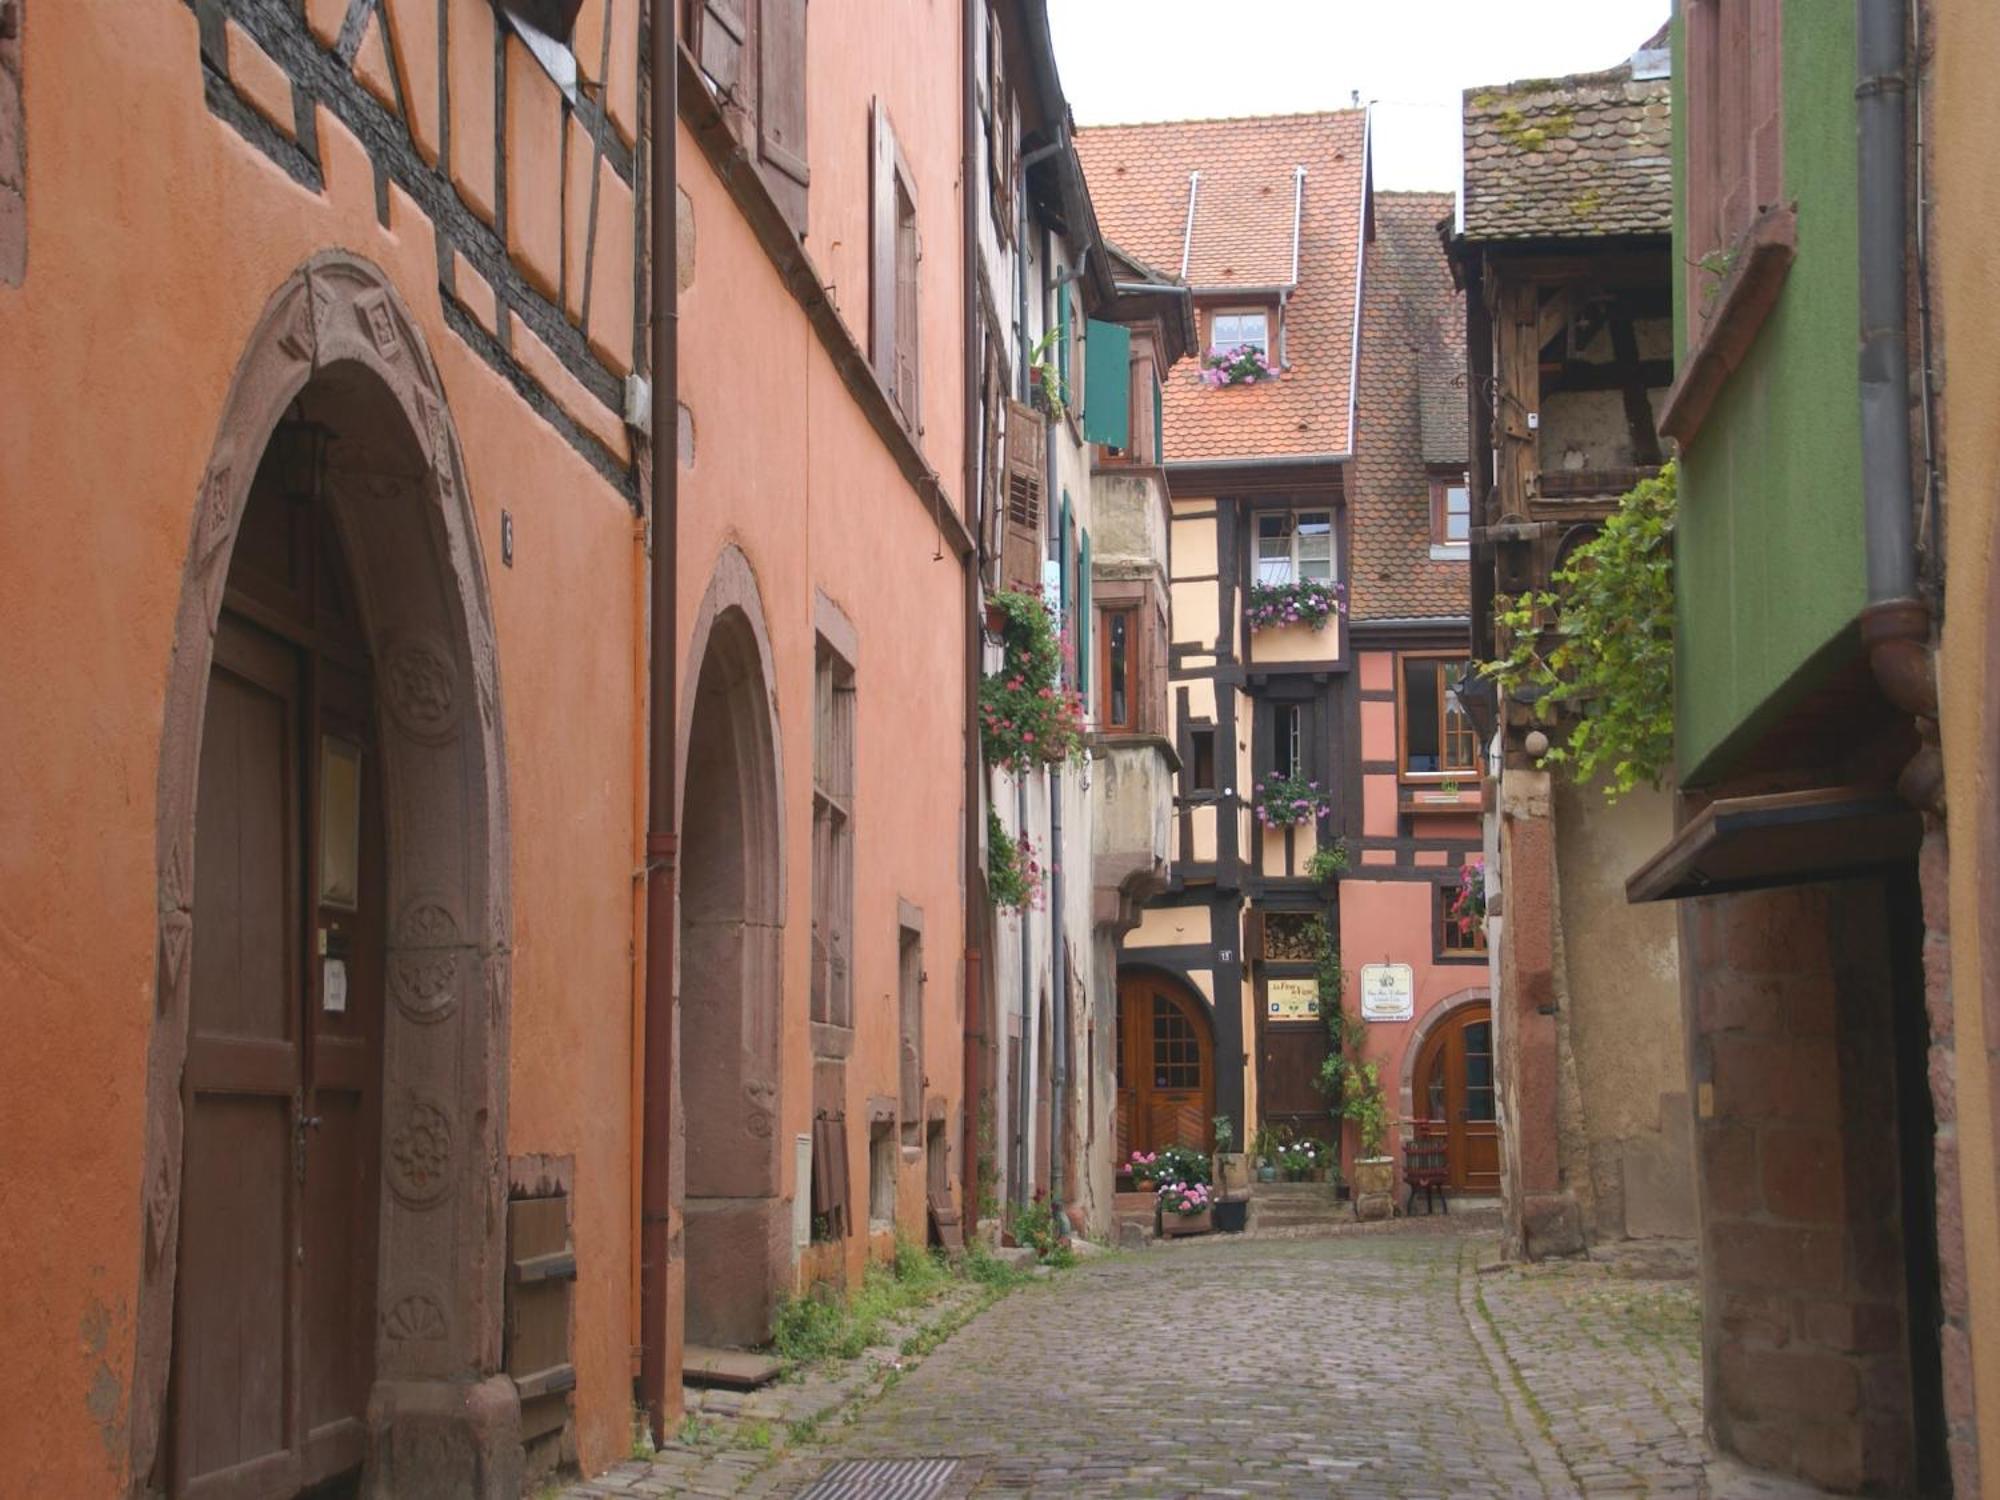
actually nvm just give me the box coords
[1210,310,1270,357]
[1255,510,1334,585]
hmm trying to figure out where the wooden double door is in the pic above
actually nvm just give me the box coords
[1115,972,1215,1158]
[1413,1003,1500,1193]
[172,463,386,1499]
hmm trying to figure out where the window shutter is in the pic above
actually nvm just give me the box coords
[987,10,1014,229]
[1056,290,1072,407]
[1058,492,1072,618]
[693,0,750,100]
[895,192,920,427]
[1001,398,1045,593]
[1153,373,1163,463]
[1077,531,1092,700]
[1082,319,1132,448]
[870,99,897,387]
[758,0,809,235]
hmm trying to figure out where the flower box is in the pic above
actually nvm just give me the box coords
[1162,1208,1212,1237]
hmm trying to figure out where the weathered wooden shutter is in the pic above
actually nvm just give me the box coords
[758,0,809,236]
[1001,398,1045,593]
[986,9,1014,230]
[982,338,1007,569]
[693,0,750,100]
[895,189,920,427]
[1082,319,1132,448]
[506,1191,578,1444]
[870,99,897,389]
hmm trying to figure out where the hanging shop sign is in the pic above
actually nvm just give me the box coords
[1359,963,1414,1022]
[1266,977,1320,1022]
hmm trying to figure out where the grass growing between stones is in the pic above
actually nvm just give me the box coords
[771,1236,1035,1372]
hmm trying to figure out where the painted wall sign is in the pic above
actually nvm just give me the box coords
[1359,963,1414,1022]
[1266,977,1320,1022]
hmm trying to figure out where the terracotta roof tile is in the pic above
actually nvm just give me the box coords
[1077,112,1367,462]
[1349,192,1469,623]
[1460,59,1672,243]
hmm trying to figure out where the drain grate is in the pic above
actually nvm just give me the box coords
[796,1457,960,1500]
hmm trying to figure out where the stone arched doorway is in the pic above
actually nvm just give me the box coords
[134,254,515,1498]
[678,546,786,1350]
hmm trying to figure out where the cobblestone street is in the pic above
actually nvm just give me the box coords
[569,1216,1802,1499]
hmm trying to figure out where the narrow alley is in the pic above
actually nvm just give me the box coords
[571,1215,1746,1499]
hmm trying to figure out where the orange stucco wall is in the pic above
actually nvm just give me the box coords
[674,0,967,1296]
[1336,879,1488,1175]
[0,2,647,1488]
[1932,0,2000,1474]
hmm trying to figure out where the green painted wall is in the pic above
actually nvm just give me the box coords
[1671,4,1867,783]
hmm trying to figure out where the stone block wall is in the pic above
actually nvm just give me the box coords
[1683,879,1923,1493]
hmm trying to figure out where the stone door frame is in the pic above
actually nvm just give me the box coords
[133,253,516,1496]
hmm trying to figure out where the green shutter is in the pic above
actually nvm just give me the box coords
[1152,372,1164,462]
[1082,319,1132,448]
[1058,492,1073,616]
[1057,292,1072,407]
[1078,530,1092,700]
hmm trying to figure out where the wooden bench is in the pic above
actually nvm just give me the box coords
[1403,1125,1450,1216]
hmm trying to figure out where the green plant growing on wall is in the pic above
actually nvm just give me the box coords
[1336,1058,1391,1158]
[981,591,1087,772]
[1305,840,1349,884]
[986,809,1043,911]
[1027,329,1065,417]
[1484,462,1677,801]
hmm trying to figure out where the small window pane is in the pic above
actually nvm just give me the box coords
[1256,514,1294,585]
[1445,486,1470,544]
[1190,729,1217,792]
[1296,512,1333,581]
[1106,611,1130,728]
[1211,312,1270,356]
[1404,658,1442,772]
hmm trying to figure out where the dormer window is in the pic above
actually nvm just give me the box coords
[1255,510,1333,585]
[1210,310,1270,358]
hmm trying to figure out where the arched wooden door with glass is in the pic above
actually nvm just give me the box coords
[1412,1003,1500,1193]
[1115,972,1216,1160]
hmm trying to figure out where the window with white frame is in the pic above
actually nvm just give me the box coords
[1210,310,1270,357]
[1255,510,1334,586]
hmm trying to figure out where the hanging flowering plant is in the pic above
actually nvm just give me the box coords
[1199,343,1278,388]
[1157,1179,1213,1217]
[1247,579,1345,632]
[1124,1149,1161,1186]
[987,810,1045,912]
[1447,858,1486,939]
[980,591,1088,772]
[1254,771,1332,828]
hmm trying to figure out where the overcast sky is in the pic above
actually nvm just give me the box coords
[1047,0,1670,192]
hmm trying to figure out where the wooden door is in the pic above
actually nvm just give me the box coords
[1413,1003,1500,1192]
[1116,973,1214,1156]
[173,464,384,1500]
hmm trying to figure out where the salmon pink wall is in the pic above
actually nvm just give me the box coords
[0,2,643,1488]
[1335,878,1489,1176]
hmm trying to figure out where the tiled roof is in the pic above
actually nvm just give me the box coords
[1349,192,1469,623]
[1077,112,1367,463]
[1460,56,1672,243]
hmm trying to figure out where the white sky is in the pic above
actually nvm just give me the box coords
[1048,0,1671,192]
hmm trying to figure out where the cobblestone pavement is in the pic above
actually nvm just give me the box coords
[569,1215,1800,1499]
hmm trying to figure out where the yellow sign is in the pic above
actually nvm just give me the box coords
[1266,978,1320,1022]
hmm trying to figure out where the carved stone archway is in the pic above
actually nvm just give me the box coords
[134,254,515,1497]
[1398,986,1491,1125]
[675,544,787,1349]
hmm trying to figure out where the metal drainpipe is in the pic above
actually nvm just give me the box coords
[639,0,680,1445]
[1855,0,1939,733]
[1014,775,1032,1206]
[1041,223,1067,1229]
[959,0,986,1234]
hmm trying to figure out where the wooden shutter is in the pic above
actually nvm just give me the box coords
[870,99,897,389]
[895,186,920,428]
[1056,289,1072,407]
[1153,372,1164,463]
[1082,319,1132,448]
[758,0,809,235]
[693,0,751,101]
[986,9,1014,230]
[982,337,1007,569]
[1077,531,1092,699]
[1001,398,1045,593]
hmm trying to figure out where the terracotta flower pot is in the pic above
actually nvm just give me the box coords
[1133,1178,1155,1194]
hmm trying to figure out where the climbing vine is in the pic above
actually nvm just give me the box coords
[1482,462,1677,801]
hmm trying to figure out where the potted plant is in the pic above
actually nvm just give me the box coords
[1157,1179,1213,1236]
[1340,1059,1396,1219]
[1124,1149,1161,1192]
[1250,1122,1282,1183]
[1211,1114,1249,1195]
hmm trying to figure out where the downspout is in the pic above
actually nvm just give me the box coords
[1854,0,1940,784]
[1041,224,1066,1228]
[639,0,680,1444]
[960,0,987,1228]
[1014,775,1032,1206]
